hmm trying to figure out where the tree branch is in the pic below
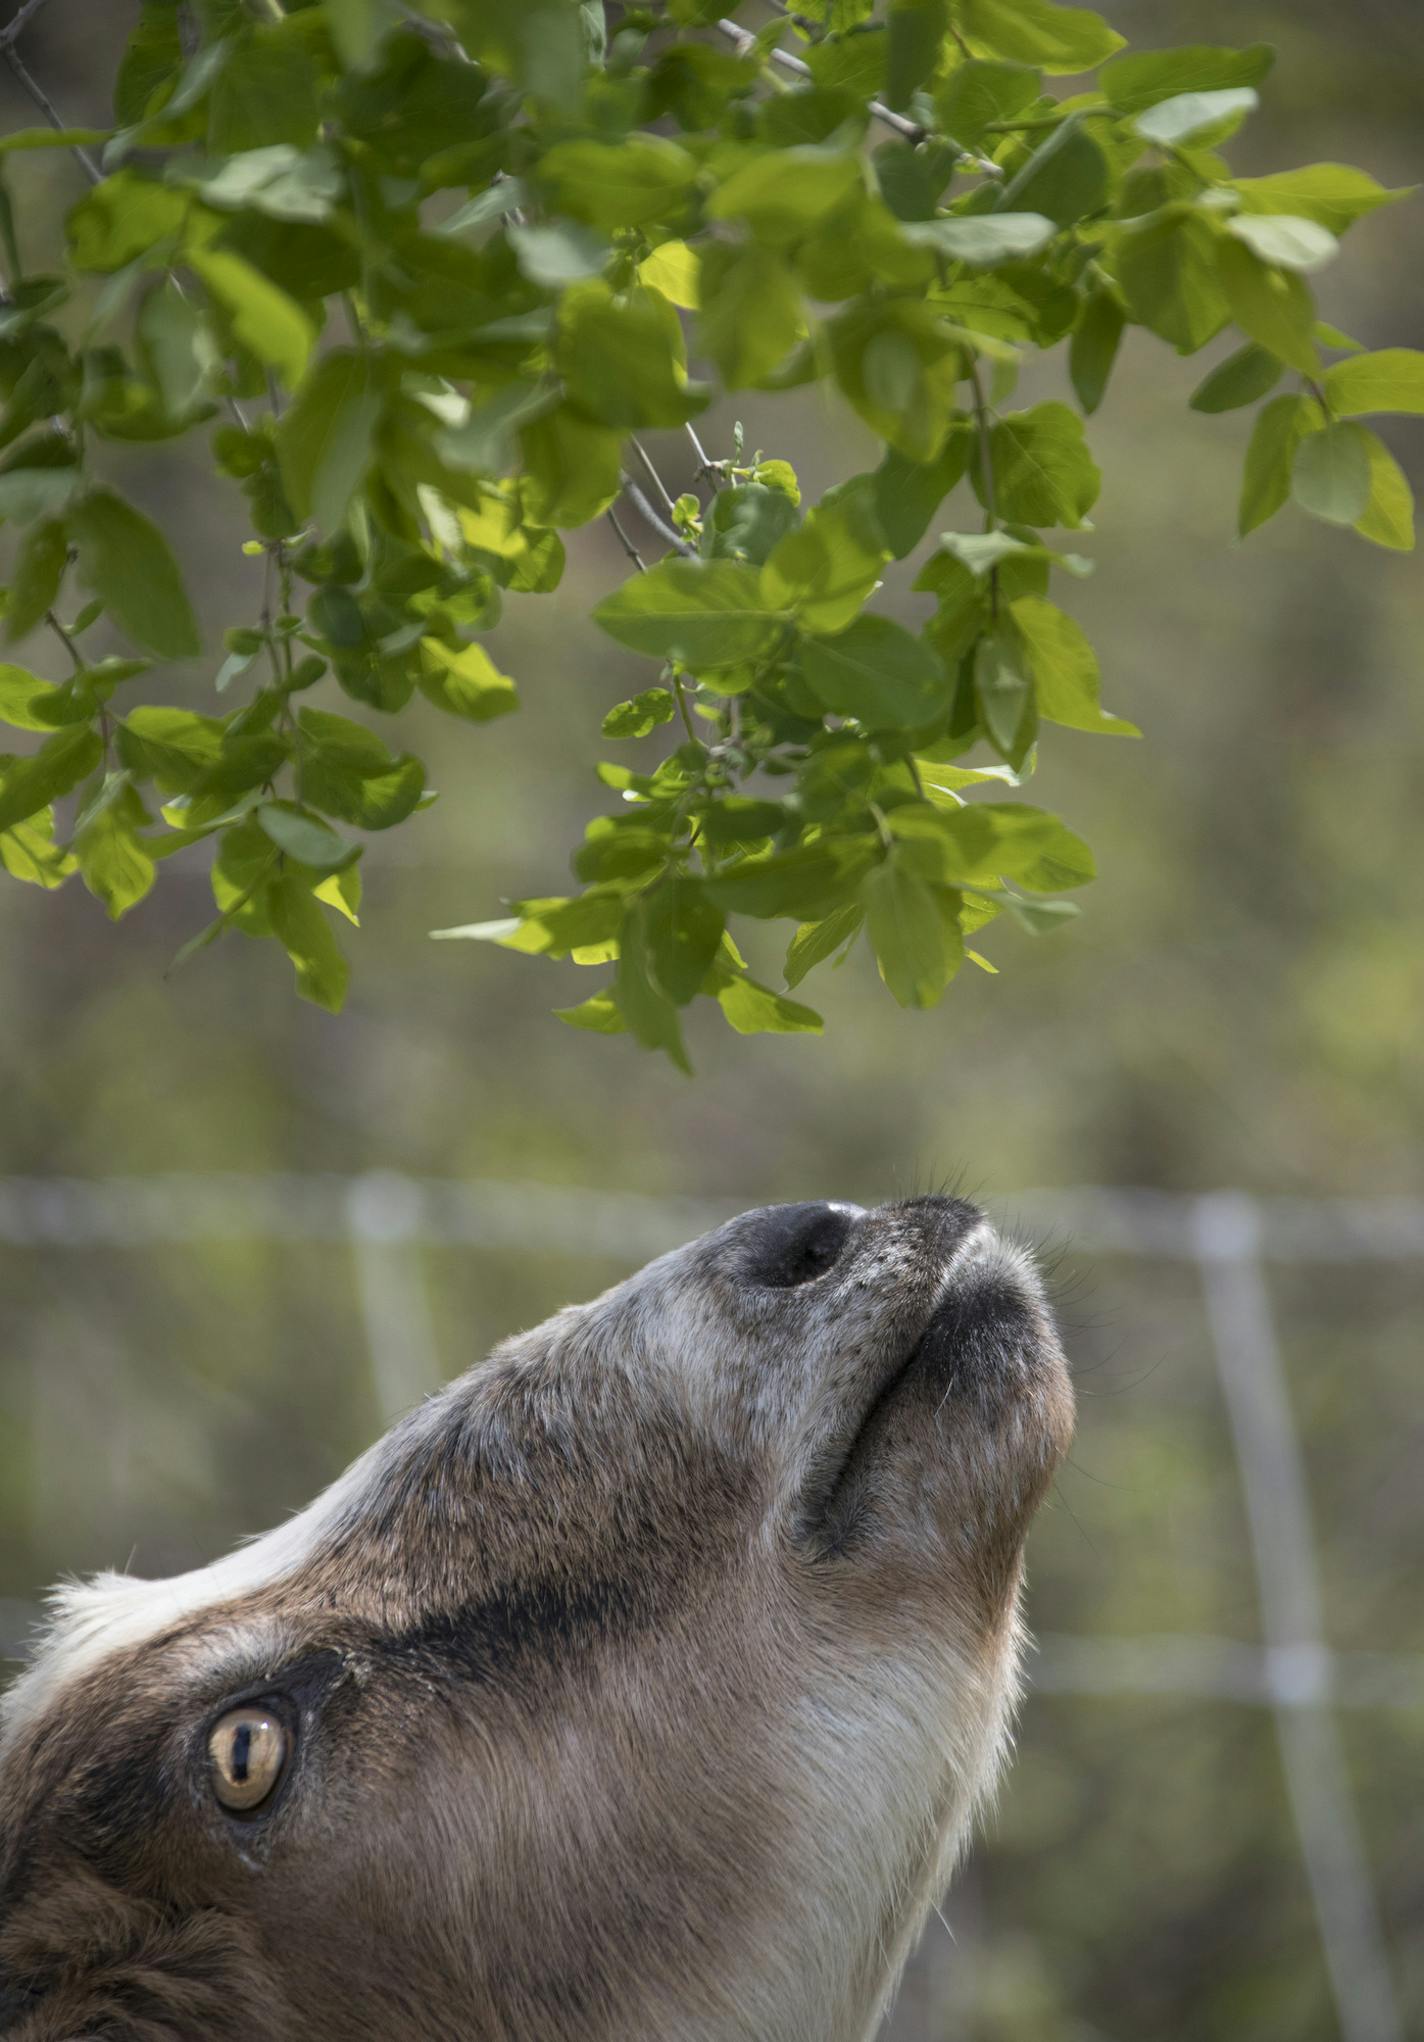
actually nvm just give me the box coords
[715,14,1003,175]
[605,507,646,573]
[630,437,682,521]
[684,421,725,489]
[1,31,101,183]
[0,0,53,52]
[620,475,696,557]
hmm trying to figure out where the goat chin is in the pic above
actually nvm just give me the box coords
[0,1196,1073,2042]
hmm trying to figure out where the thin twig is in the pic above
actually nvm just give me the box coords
[620,476,696,556]
[715,15,1002,174]
[2,37,100,181]
[670,671,698,746]
[684,421,724,489]
[0,0,53,52]
[967,358,997,530]
[967,356,999,617]
[46,608,83,672]
[605,507,646,572]
[630,437,681,521]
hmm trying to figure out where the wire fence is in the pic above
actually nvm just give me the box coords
[1,1174,1418,2042]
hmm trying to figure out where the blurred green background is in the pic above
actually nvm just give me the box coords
[1,3,1421,2037]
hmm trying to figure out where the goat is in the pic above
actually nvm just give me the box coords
[0,1195,1074,2040]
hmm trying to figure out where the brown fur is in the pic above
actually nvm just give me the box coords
[0,1197,1073,2041]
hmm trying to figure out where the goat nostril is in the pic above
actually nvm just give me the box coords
[749,1204,854,1289]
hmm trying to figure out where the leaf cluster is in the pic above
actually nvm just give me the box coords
[0,0,1415,1052]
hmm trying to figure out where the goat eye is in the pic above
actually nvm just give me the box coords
[208,1708,287,1812]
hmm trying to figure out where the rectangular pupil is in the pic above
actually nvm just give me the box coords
[232,1724,252,1782]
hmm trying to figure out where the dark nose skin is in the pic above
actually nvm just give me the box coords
[743,1203,857,1289]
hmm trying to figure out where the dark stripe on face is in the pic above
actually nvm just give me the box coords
[375,1576,645,1687]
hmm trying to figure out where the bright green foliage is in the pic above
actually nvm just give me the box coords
[0,4,1416,1059]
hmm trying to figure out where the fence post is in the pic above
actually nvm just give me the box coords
[345,1171,444,1426]
[1194,1192,1401,2042]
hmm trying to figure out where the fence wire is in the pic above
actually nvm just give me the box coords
[0,1174,1417,2040]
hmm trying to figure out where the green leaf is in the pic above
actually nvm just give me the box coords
[1230,164,1414,236]
[1291,421,1373,527]
[557,283,707,429]
[938,801,1095,890]
[1323,350,1424,419]
[70,489,201,659]
[138,280,220,420]
[417,638,518,722]
[704,483,800,566]
[863,860,957,1008]
[993,891,1081,934]
[325,0,402,70]
[1010,595,1138,735]
[934,530,1091,578]
[871,436,973,559]
[934,60,1040,148]
[784,901,865,987]
[0,723,103,834]
[697,242,805,389]
[256,801,356,873]
[115,0,185,123]
[268,870,349,1012]
[507,219,610,288]
[1134,88,1257,147]
[602,687,676,739]
[801,616,948,730]
[827,299,960,462]
[957,0,1124,74]
[189,246,314,387]
[178,145,344,225]
[616,905,691,1070]
[899,211,1057,264]
[980,402,1101,529]
[1239,394,1324,536]
[76,779,156,919]
[67,173,188,272]
[297,706,426,829]
[1226,213,1338,275]
[277,348,385,533]
[119,704,226,788]
[1100,42,1275,116]
[716,973,823,1035]
[208,24,320,153]
[707,839,877,920]
[761,487,888,631]
[538,137,699,229]
[640,877,724,1005]
[0,804,76,889]
[1352,429,1414,553]
[996,122,1108,230]
[973,632,1033,757]
[707,142,864,243]
[519,406,623,528]
[885,0,949,111]
[593,559,788,667]
[1217,237,1319,377]
[1114,212,1230,355]
[555,990,625,1034]
[5,519,68,642]
[1069,288,1125,415]
[1188,343,1282,414]
[0,663,67,733]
